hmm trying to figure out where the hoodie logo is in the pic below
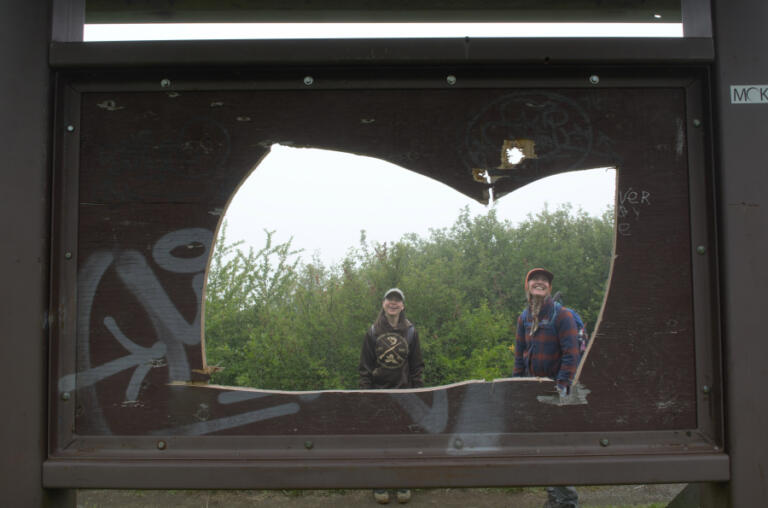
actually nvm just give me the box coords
[375,333,409,369]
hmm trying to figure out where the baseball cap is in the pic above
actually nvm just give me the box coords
[524,268,554,291]
[383,288,405,301]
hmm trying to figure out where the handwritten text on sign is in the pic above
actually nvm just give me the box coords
[731,85,768,104]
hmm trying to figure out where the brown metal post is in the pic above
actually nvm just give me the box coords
[711,0,768,506]
[0,1,74,506]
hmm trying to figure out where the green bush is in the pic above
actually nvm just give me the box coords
[205,205,614,390]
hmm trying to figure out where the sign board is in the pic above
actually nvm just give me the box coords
[44,70,725,488]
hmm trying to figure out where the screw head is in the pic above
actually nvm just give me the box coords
[453,438,464,449]
[157,440,167,450]
[589,75,600,85]
[303,76,314,86]
[64,251,72,259]
[702,385,711,394]
[446,75,457,86]
[61,392,71,401]
[160,79,171,88]
[304,440,314,449]
[66,125,75,132]
[693,119,702,127]
[696,245,706,255]
[599,438,610,447]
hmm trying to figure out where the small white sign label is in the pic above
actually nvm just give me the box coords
[731,85,768,104]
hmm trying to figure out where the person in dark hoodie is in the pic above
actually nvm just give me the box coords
[359,288,424,391]
[359,288,424,504]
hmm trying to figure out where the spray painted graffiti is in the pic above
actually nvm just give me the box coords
[395,391,449,434]
[463,91,594,172]
[150,402,301,436]
[65,228,212,405]
[58,316,167,401]
[66,227,378,436]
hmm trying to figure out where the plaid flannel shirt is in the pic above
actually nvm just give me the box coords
[513,297,579,386]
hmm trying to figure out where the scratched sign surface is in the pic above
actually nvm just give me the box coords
[64,87,694,437]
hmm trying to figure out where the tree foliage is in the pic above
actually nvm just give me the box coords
[204,205,614,390]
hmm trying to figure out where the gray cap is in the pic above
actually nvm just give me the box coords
[383,288,405,301]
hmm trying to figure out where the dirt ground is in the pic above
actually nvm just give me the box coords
[78,484,686,508]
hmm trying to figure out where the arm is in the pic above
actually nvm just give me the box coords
[408,328,425,388]
[513,315,527,376]
[358,328,376,389]
[555,309,579,387]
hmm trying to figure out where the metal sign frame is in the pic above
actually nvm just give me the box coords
[43,68,724,489]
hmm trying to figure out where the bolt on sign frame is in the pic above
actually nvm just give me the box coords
[7,0,768,506]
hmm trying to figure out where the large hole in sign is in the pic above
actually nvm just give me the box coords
[202,144,615,391]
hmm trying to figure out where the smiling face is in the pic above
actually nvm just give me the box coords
[527,274,552,298]
[382,293,405,319]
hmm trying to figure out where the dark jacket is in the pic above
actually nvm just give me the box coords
[358,315,424,389]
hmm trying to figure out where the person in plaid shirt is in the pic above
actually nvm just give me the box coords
[513,267,580,508]
[513,267,579,392]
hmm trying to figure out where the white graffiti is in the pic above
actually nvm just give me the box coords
[395,390,449,434]
[73,251,117,432]
[58,317,167,401]
[150,403,301,436]
[617,187,652,236]
[445,384,504,454]
[114,250,203,380]
[63,226,353,436]
[217,391,321,405]
[63,228,212,407]
[218,391,272,404]
[152,228,211,274]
